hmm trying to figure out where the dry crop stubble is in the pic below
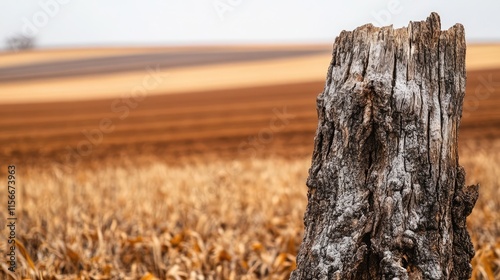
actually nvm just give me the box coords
[1,157,308,279]
[0,138,498,279]
[460,140,500,280]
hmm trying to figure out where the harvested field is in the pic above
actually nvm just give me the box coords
[0,45,499,279]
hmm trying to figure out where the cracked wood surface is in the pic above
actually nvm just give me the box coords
[291,13,479,280]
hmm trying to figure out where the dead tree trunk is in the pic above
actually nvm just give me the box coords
[291,13,478,280]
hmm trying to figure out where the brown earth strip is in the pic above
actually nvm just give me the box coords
[0,69,499,164]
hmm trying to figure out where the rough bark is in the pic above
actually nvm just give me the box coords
[291,13,479,280]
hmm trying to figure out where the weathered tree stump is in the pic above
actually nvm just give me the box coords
[291,13,479,280]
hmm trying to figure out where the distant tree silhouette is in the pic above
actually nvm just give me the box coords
[5,34,35,52]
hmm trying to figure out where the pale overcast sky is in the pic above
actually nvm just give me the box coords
[0,0,499,50]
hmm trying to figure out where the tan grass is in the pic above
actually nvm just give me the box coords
[1,139,499,279]
[0,54,330,104]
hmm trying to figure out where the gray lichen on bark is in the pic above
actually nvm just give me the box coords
[291,13,479,280]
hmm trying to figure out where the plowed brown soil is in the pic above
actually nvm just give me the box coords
[0,67,499,163]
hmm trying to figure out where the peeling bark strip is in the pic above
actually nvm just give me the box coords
[291,13,479,280]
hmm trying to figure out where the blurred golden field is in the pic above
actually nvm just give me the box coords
[1,45,500,279]
[1,141,499,279]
